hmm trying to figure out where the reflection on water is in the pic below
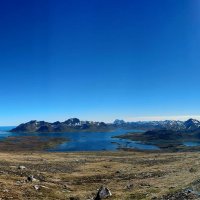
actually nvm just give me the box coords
[0,127,159,151]
[183,142,200,147]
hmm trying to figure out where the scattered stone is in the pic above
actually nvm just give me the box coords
[63,184,72,191]
[124,182,133,190]
[27,175,39,182]
[18,165,26,170]
[34,185,40,190]
[69,197,80,200]
[94,186,112,200]
[16,180,26,185]
[40,185,49,189]
[189,167,197,173]
[139,182,151,187]
[158,189,200,200]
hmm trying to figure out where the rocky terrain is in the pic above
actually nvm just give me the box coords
[0,151,200,199]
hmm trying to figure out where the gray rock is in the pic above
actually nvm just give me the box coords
[27,175,39,182]
[124,182,133,190]
[69,197,80,200]
[18,166,26,170]
[34,185,40,190]
[94,186,112,200]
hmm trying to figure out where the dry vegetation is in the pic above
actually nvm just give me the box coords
[0,151,200,199]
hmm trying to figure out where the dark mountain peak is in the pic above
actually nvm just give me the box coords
[52,121,61,125]
[28,120,37,124]
[64,118,80,125]
[98,122,107,127]
[185,118,200,123]
[113,119,126,125]
[184,118,200,130]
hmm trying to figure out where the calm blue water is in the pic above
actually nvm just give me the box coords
[183,142,200,147]
[0,126,159,151]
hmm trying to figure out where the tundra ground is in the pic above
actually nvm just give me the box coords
[0,151,200,199]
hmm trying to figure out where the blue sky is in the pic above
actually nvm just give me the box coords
[0,0,200,125]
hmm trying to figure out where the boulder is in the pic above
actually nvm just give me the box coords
[34,185,40,190]
[94,186,112,199]
[27,175,39,182]
[18,166,26,170]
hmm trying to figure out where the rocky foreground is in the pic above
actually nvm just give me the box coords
[0,151,200,199]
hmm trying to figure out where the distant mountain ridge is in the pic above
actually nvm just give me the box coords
[11,118,109,133]
[10,118,200,133]
[113,118,200,131]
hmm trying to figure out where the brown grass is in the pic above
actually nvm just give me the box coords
[0,151,199,199]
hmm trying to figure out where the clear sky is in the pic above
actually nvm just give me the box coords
[0,0,200,125]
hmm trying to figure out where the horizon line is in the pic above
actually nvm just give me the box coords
[0,115,200,126]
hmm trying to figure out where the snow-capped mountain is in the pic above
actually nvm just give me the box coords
[11,118,109,133]
[184,118,200,130]
[11,118,200,133]
[113,118,200,131]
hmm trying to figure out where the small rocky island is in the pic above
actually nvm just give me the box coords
[115,119,200,152]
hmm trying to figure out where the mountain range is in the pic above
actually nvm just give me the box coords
[11,118,109,133]
[10,118,200,133]
[113,118,200,131]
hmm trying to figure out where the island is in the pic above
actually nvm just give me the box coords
[10,118,114,133]
[114,128,200,152]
